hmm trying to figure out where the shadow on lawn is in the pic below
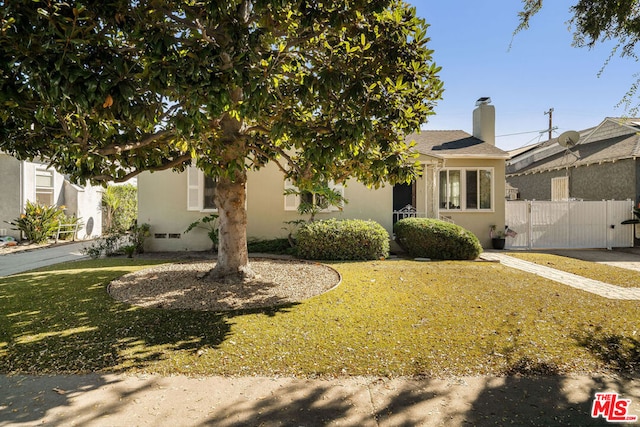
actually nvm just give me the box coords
[574,326,640,375]
[0,261,294,375]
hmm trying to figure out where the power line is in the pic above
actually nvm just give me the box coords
[496,129,550,138]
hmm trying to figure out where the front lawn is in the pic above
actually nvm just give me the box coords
[0,258,638,377]
[506,252,640,288]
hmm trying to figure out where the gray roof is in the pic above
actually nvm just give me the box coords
[507,118,640,175]
[407,130,509,159]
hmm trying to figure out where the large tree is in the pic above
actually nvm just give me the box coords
[0,0,442,280]
[516,0,640,112]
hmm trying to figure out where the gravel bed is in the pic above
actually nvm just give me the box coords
[108,258,341,312]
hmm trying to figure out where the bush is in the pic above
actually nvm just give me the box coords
[394,218,482,260]
[247,238,295,255]
[102,184,137,233]
[184,214,218,251]
[296,219,389,260]
[82,223,150,259]
[5,201,65,243]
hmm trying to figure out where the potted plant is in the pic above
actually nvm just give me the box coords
[490,225,506,250]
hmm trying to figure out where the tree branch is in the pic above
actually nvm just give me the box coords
[93,153,192,183]
[95,130,174,156]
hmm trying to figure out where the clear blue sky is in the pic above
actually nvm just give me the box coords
[411,1,636,151]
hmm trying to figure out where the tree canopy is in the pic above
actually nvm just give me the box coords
[0,0,442,187]
[516,0,640,112]
[0,0,443,278]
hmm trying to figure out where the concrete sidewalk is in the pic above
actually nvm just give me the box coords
[1,373,638,426]
[0,241,92,277]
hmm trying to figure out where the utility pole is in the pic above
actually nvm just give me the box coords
[544,108,554,140]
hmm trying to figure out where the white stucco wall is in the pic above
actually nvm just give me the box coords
[138,163,394,252]
[63,182,103,239]
[0,153,22,239]
[432,157,507,248]
[1,153,103,240]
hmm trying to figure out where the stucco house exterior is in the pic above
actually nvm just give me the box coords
[138,98,509,251]
[506,117,640,204]
[0,152,103,240]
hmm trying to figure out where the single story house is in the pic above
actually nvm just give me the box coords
[0,152,103,240]
[506,117,640,204]
[138,98,509,251]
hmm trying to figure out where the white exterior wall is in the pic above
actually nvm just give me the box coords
[0,154,22,239]
[20,161,65,206]
[138,163,394,252]
[0,153,102,240]
[63,182,103,239]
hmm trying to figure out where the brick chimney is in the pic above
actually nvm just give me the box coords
[472,97,495,145]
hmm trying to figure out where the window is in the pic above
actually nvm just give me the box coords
[284,179,344,212]
[187,166,218,211]
[35,168,54,206]
[551,176,569,201]
[439,168,493,211]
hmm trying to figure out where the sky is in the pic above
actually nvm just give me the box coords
[410,0,637,151]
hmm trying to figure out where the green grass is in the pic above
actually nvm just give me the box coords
[506,252,640,288]
[1,258,638,377]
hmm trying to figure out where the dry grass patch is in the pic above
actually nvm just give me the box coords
[0,258,638,378]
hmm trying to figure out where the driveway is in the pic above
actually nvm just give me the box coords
[0,241,92,277]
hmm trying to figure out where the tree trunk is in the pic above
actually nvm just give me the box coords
[206,173,256,282]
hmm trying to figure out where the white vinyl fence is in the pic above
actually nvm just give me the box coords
[505,200,635,250]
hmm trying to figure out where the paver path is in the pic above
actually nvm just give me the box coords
[480,252,640,300]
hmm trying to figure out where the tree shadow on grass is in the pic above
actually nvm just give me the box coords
[0,261,295,375]
[573,326,640,375]
[0,259,305,425]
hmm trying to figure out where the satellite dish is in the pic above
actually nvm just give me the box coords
[558,130,580,148]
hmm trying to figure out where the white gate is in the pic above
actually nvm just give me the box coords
[506,200,635,249]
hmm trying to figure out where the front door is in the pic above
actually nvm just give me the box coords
[393,182,416,223]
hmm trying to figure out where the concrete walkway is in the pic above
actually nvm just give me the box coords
[480,251,640,300]
[1,373,638,426]
[0,241,92,277]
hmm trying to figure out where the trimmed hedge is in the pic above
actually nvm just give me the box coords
[296,219,389,260]
[394,218,482,260]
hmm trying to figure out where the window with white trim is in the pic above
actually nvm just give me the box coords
[439,168,493,211]
[35,168,54,206]
[187,166,217,212]
[283,179,345,212]
[551,176,569,201]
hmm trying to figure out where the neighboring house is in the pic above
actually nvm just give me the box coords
[0,152,103,240]
[138,98,509,251]
[506,117,640,204]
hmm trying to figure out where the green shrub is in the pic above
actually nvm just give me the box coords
[247,238,295,255]
[82,223,150,259]
[297,219,389,260]
[102,184,137,233]
[394,218,482,260]
[184,214,218,251]
[5,201,65,243]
